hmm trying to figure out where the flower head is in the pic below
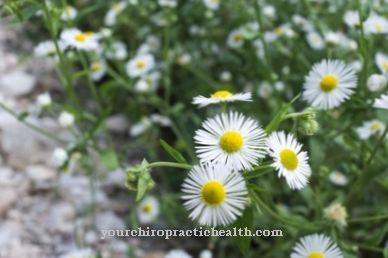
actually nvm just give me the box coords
[181,162,247,227]
[60,28,99,51]
[266,131,311,190]
[302,59,357,109]
[192,91,252,108]
[194,112,266,171]
[137,196,160,225]
[291,234,343,258]
[329,171,348,186]
[324,203,348,227]
[373,93,388,109]
[126,54,155,78]
[356,120,385,139]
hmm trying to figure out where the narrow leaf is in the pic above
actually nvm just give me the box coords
[160,139,187,164]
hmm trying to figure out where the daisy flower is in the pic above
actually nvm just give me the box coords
[60,5,77,21]
[194,112,266,171]
[105,41,128,60]
[36,92,52,109]
[129,117,152,137]
[90,60,106,82]
[136,196,160,225]
[165,249,192,258]
[266,131,311,190]
[356,120,385,139]
[306,31,325,50]
[367,74,387,92]
[302,59,357,109]
[227,29,244,49]
[203,0,220,10]
[126,54,155,78]
[192,90,252,108]
[363,13,388,34]
[58,111,75,128]
[323,203,348,227]
[375,52,388,75]
[291,234,343,258]
[329,171,348,186]
[373,93,388,109]
[34,40,66,61]
[60,28,99,51]
[104,1,127,26]
[181,162,247,227]
[343,10,360,28]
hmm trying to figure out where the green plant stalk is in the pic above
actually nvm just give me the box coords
[250,191,320,231]
[183,65,219,90]
[0,102,69,144]
[253,0,274,84]
[147,161,192,170]
[348,213,388,223]
[42,1,80,110]
[355,0,369,96]
[162,24,172,103]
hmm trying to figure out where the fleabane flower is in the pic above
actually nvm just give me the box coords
[126,54,155,78]
[203,0,220,10]
[165,249,192,258]
[367,74,387,92]
[343,10,360,28]
[137,196,160,225]
[58,111,75,128]
[227,29,244,49]
[266,131,311,190]
[356,120,385,139]
[105,41,128,60]
[104,1,127,26]
[60,5,77,21]
[194,112,266,171]
[291,234,343,258]
[34,40,66,61]
[363,13,388,34]
[60,28,99,51]
[375,52,388,75]
[373,93,388,109]
[181,162,247,227]
[302,59,357,109]
[192,90,252,108]
[329,171,348,186]
[306,31,325,50]
[324,203,348,227]
[36,92,52,109]
[90,60,106,82]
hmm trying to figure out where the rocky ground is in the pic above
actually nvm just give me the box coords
[0,17,171,258]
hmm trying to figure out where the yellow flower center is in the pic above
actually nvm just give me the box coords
[279,149,298,171]
[212,90,233,99]
[234,35,243,42]
[219,131,244,153]
[383,62,388,71]
[84,31,94,37]
[274,27,283,35]
[370,122,381,130]
[320,75,338,92]
[308,252,324,258]
[201,181,226,206]
[137,61,146,69]
[75,33,86,42]
[92,62,101,71]
[375,24,383,32]
[113,4,122,11]
[142,204,152,213]
[65,6,72,14]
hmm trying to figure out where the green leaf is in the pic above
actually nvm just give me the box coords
[160,139,187,164]
[384,248,388,258]
[241,28,260,40]
[136,176,148,201]
[343,135,361,154]
[233,208,254,255]
[247,184,267,193]
[10,5,40,24]
[265,93,300,134]
[99,149,119,171]
[366,222,388,246]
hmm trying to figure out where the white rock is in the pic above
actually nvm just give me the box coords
[0,167,15,186]
[26,165,56,181]
[0,69,36,97]
[0,188,17,215]
[95,211,126,233]
[105,115,129,133]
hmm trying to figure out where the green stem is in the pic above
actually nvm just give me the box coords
[348,214,388,223]
[366,123,388,165]
[183,65,218,90]
[147,161,192,170]
[355,0,369,96]
[0,102,69,144]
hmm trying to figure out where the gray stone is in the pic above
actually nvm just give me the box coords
[0,69,36,97]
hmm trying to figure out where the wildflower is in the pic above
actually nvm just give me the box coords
[150,114,170,127]
[52,148,68,167]
[60,5,77,21]
[36,92,52,109]
[227,29,244,49]
[129,117,152,137]
[328,171,348,186]
[58,111,75,128]
[158,0,177,8]
[367,74,387,92]
[356,120,385,139]
[194,112,266,171]
[375,52,388,75]
[220,71,232,81]
[364,13,388,34]
[104,1,127,26]
[373,93,388,109]
[192,90,252,108]
[34,40,66,61]
[203,0,219,10]
[343,10,360,28]
[105,41,128,60]
[324,203,348,227]
[266,131,311,190]
[60,28,99,51]
[199,250,212,258]
[324,31,341,47]
[165,249,192,258]
[302,59,357,109]
[291,234,343,258]
[181,162,247,226]
[90,61,106,81]
[257,81,274,99]
[137,196,160,225]
[126,54,155,78]
[262,5,276,19]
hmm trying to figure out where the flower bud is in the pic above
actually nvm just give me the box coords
[367,74,387,92]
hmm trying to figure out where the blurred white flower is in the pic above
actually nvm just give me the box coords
[58,111,75,128]
[90,60,106,81]
[104,1,127,26]
[367,74,387,92]
[60,28,99,51]
[137,196,160,225]
[129,117,152,137]
[343,10,360,28]
[60,5,77,21]
[59,248,95,258]
[328,171,348,186]
[36,92,52,108]
[323,203,348,227]
[52,148,68,167]
[203,0,219,10]
[126,54,155,78]
[357,120,385,139]
[105,41,128,60]
[227,29,244,49]
[364,13,388,34]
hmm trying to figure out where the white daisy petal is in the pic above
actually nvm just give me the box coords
[291,234,343,258]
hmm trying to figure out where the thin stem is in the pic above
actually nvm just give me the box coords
[366,123,388,165]
[355,0,369,96]
[183,65,219,90]
[0,102,69,144]
[147,161,192,170]
[348,214,388,223]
